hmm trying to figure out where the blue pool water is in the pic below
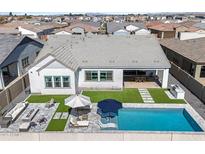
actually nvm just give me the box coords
[117,108,203,132]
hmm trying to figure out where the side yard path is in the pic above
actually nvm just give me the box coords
[169,74,205,119]
[27,95,69,131]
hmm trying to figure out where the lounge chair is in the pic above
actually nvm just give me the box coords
[45,98,55,108]
[70,116,89,127]
[98,120,117,129]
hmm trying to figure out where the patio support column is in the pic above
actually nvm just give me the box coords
[0,70,5,89]
[162,69,169,88]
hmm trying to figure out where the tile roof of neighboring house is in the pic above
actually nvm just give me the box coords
[19,23,67,34]
[145,21,162,28]
[193,23,205,30]
[148,23,179,31]
[0,27,20,35]
[0,35,43,68]
[35,35,170,71]
[160,38,205,63]
[53,22,100,34]
[106,22,145,34]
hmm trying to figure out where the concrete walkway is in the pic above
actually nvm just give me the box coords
[169,74,205,120]
[138,88,155,103]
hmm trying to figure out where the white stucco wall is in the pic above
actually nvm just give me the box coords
[78,69,123,89]
[179,32,205,40]
[55,31,72,35]
[29,56,76,94]
[18,26,38,38]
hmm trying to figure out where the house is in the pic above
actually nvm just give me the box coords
[148,23,202,39]
[148,23,178,39]
[160,38,205,86]
[53,22,101,35]
[106,22,150,35]
[18,23,67,39]
[0,35,43,89]
[28,35,170,95]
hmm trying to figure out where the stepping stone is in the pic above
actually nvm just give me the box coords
[61,112,69,119]
[53,112,62,119]
[143,97,153,100]
[144,100,155,103]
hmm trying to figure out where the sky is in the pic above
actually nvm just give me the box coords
[0,0,205,13]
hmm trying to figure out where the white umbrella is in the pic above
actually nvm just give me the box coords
[64,94,91,108]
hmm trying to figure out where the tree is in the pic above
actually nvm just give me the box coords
[9,12,13,16]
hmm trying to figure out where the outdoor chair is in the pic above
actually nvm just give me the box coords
[37,116,47,125]
[45,98,55,108]
[70,116,89,127]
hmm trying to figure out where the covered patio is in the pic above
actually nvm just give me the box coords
[123,69,169,88]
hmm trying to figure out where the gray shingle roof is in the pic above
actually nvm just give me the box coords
[160,38,205,64]
[0,35,24,64]
[0,35,43,68]
[193,23,205,30]
[35,35,170,70]
[106,22,145,34]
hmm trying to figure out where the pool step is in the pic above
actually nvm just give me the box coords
[138,88,155,103]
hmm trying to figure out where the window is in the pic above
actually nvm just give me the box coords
[85,71,98,81]
[21,57,29,68]
[200,66,205,78]
[45,76,53,88]
[62,76,70,87]
[100,71,113,81]
[53,76,61,87]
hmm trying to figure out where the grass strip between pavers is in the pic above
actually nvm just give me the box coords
[148,88,186,104]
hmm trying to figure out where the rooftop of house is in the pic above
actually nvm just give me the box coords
[0,27,20,35]
[106,22,145,34]
[0,35,24,65]
[35,35,171,71]
[18,23,68,33]
[53,22,100,33]
[0,35,43,68]
[148,23,179,31]
[193,22,205,30]
[160,38,205,64]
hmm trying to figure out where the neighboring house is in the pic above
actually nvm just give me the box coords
[28,35,170,95]
[0,27,20,35]
[53,22,101,35]
[193,22,205,30]
[106,22,150,35]
[148,23,178,39]
[18,23,67,39]
[160,38,205,85]
[0,35,43,89]
[148,22,203,39]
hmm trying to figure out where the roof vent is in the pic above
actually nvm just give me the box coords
[153,60,160,63]
[82,60,88,63]
[132,60,138,63]
[109,60,115,63]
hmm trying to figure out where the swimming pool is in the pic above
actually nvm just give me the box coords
[117,108,203,132]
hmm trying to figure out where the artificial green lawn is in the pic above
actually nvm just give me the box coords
[26,95,70,131]
[148,89,186,104]
[27,95,69,112]
[46,119,68,131]
[83,88,143,103]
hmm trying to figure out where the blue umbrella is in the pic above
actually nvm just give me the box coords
[97,99,122,117]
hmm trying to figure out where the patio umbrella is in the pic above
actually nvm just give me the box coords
[97,99,122,116]
[64,94,91,108]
